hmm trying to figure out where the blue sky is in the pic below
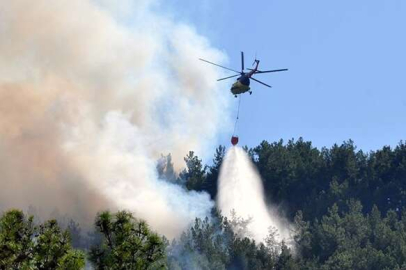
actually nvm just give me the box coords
[162,0,406,152]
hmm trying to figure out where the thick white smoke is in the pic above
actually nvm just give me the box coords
[0,0,230,238]
[217,147,293,245]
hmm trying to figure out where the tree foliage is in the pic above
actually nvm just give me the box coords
[204,145,226,200]
[0,209,85,270]
[252,139,406,220]
[167,211,297,270]
[89,210,166,270]
[180,151,207,192]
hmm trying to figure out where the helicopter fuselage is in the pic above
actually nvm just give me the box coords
[231,61,258,95]
[231,74,250,95]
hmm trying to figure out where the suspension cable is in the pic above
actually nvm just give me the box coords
[233,95,242,136]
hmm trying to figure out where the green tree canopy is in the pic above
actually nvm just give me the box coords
[0,209,85,270]
[89,210,166,270]
[179,151,207,192]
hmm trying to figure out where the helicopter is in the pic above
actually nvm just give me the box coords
[199,52,288,97]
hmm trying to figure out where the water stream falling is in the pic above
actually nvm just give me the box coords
[217,146,293,244]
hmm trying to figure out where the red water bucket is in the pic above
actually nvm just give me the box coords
[231,136,239,146]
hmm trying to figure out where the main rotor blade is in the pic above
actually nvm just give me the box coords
[199,58,240,74]
[251,77,272,88]
[251,68,289,73]
[241,51,244,72]
[217,74,239,81]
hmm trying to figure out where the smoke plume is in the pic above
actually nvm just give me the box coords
[217,147,293,245]
[0,0,230,238]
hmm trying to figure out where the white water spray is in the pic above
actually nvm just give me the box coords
[217,147,293,244]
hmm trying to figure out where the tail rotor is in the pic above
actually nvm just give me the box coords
[252,52,259,66]
[241,51,244,73]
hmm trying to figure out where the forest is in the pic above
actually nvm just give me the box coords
[1,138,406,270]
